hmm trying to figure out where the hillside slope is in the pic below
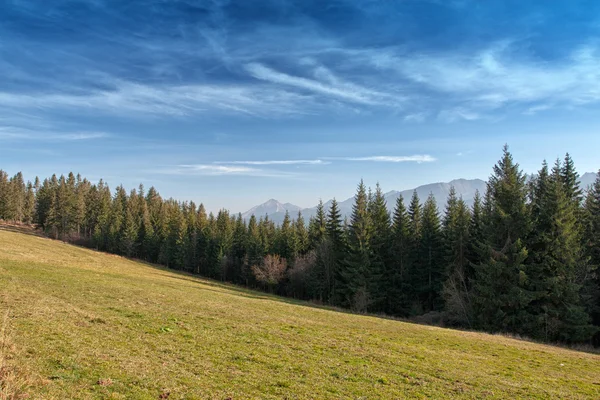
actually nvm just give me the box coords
[1,228,599,399]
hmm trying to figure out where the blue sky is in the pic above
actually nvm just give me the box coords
[1,0,600,213]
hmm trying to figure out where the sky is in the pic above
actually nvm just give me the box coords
[1,0,600,213]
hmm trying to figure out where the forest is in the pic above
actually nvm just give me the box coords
[1,146,599,344]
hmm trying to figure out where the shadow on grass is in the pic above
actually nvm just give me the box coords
[0,223,45,238]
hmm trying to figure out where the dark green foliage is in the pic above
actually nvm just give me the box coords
[473,145,534,334]
[308,200,327,250]
[442,187,473,327]
[387,195,412,316]
[584,171,600,344]
[338,181,374,311]
[415,194,444,313]
[368,184,391,312]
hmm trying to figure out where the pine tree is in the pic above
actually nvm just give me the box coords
[561,153,583,207]
[276,211,296,260]
[23,181,36,224]
[387,195,412,316]
[473,145,533,334]
[469,190,485,267]
[442,187,473,326]
[339,181,373,311]
[120,189,139,257]
[321,198,345,304]
[6,172,26,222]
[583,171,600,344]
[230,213,248,283]
[308,200,327,250]
[368,183,391,312]
[294,211,309,255]
[416,194,444,313]
[245,214,263,284]
[76,175,91,238]
[0,171,9,220]
[525,160,595,342]
[47,174,77,238]
[138,194,154,261]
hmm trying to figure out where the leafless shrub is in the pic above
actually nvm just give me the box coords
[252,254,287,291]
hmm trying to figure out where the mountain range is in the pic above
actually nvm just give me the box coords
[242,173,599,225]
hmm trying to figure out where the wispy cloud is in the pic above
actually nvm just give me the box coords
[403,113,426,123]
[160,164,296,178]
[0,81,315,118]
[245,63,401,107]
[438,108,481,123]
[0,126,109,141]
[329,155,436,163]
[215,159,328,165]
[370,42,600,115]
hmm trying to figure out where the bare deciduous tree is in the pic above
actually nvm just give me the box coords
[252,254,287,292]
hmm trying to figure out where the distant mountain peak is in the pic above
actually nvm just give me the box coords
[242,199,302,220]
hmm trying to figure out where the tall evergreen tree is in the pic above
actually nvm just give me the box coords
[294,211,309,255]
[387,195,412,316]
[0,170,8,220]
[23,181,36,224]
[368,183,391,312]
[583,171,600,344]
[308,200,327,250]
[473,145,533,334]
[323,198,345,304]
[339,181,373,311]
[525,160,595,342]
[416,194,444,313]
[442,187,473,326]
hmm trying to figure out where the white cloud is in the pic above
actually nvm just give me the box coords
[377,43,600,109]
[0,80,315,118]
[438,108,481,122]
[162,164,295,178]
[403,112,426,122]
[331,155,436,163]
[523,104,553,115]
[179,165,255,174]
[215,159,327,165]
[245,62,401,106]
[0,126,109,141]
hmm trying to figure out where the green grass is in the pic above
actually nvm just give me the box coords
[1,228,599,399]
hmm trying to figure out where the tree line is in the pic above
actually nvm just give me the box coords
[1,146,599,344]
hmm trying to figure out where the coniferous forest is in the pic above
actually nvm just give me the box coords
[2,146,600,345]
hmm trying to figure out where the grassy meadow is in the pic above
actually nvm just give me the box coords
[1,227,599,399]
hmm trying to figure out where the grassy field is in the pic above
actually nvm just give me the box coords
[1,228,599,399]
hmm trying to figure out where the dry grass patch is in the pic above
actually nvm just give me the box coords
[0,310,36,400]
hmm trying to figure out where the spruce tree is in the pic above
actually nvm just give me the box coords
[473,145,533,335]
[277,211,296,260]
[194,203,209,274]
[416,194,444,313]
[583,171,600,343]
[294,211,309,255]
[0,170,8,220]
[120,190,139,257]
[368,183,391,312]
[23,181,36,224]
[388,195,412,316]
[442,187,473,326]
[308,200,327,250]
[339,181,373,311]
[525,160,595,342]
[324,198,345,304]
